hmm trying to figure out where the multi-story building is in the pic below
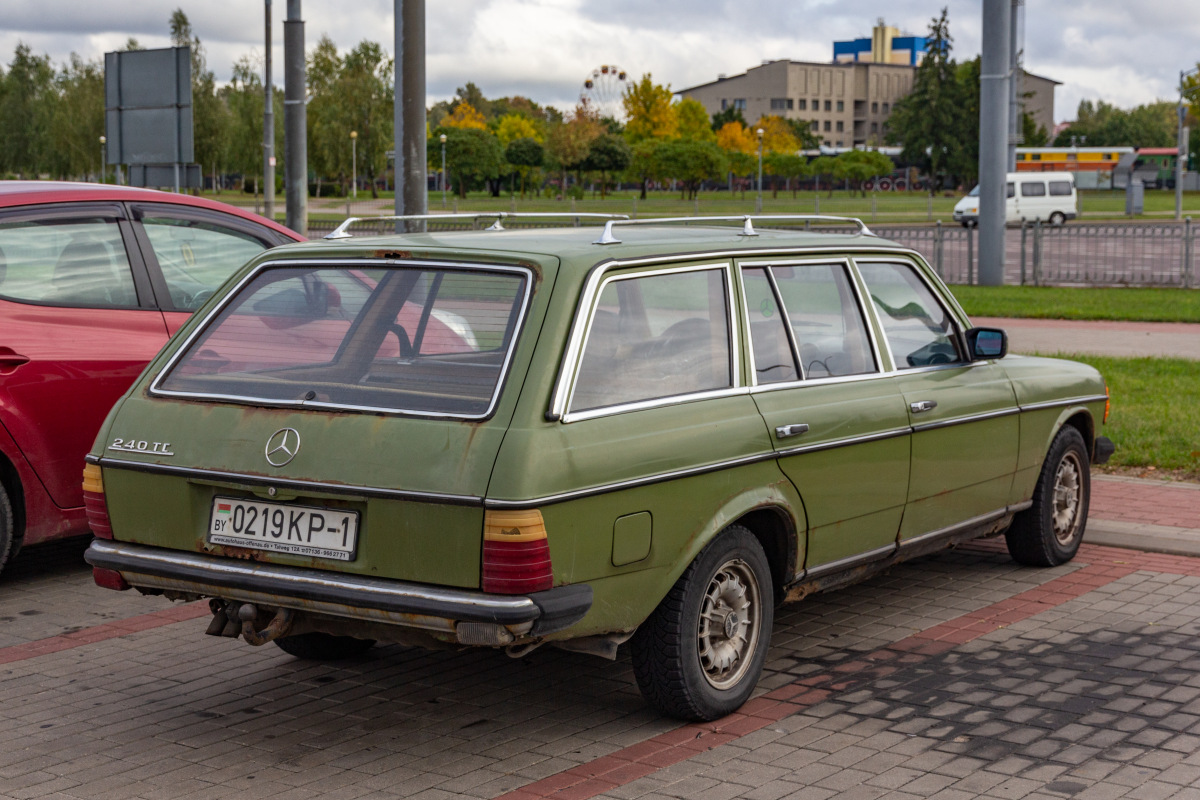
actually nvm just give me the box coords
[677,21,1057,150]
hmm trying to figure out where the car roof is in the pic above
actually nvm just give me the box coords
[270,220,909,270]
[0,180,301,240]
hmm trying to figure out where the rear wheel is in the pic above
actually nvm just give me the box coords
[0,484,16,578]
[274,632,376,660]
[631,525,773,721]
[1006,426,1089,566]
[1049,211,1066,226]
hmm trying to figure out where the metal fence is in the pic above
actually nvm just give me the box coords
[874,220,1197,288]
[304,217,1197,288]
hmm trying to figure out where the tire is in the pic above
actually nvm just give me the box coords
[0,483,16,578]
[273,632,376,660]
[630,525,773,721]
[1049,211,1066,226]
[1005,426,1089,567]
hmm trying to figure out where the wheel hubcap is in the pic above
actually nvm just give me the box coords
[697,559,761,690]
[1052,452,1083,545]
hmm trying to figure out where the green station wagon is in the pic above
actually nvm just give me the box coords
[84,214,1113,721]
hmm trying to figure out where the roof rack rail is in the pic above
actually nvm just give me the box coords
[592,214,876,245]
[322,212,630,240]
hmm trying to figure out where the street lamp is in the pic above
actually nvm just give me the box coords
[440,133,448,209]
[755,128,764,214]
[1177,67,1199,221]
[99,135,106,184]
[350,130,358,200]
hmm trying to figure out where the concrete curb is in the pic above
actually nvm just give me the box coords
[1085,518,1200,558]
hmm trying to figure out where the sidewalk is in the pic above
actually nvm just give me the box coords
[974,316,1200,360]
[1087,472,1200,556]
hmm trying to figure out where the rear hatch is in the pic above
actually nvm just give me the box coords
[96,255,549,589]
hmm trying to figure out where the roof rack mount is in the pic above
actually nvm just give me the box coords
[593,214,876,245]
[322,212,630,240]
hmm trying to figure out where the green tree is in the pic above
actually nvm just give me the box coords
[221,56,267,192]
[764,153,807,198]
[885,7,964,193]
[170,9,228,186]
[339,41,395,198]
[655,139,727,200]
[435,127,504,198]
[1021,112,1049,147]
[833,150,894,196]
[582,133,631,198]
[505,137,543,197]
[676,98,715,143]
[711,106,747,131]
[626,138,666,200]
[1053,99,1176,148]
[948,56,981,186]
[544,105,602,196]
[47,55,105,179]
[0,43,55,177]
[809,155,838,195]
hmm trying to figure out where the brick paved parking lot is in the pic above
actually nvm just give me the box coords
[3,485,1200,800]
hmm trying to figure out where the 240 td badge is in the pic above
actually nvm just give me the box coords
[109,438,174,456]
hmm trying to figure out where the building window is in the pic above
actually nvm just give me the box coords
[824,100,832,112]
[836,141,844,147]
[811,120,819,131]
[812,98,819,109]
[824,120,831,132]
[836,121,844,132]
[871,102,878,114]
[797,99,807,111]
[720,99,728,110]
[733,99,746,110]
[882,102,890,113]
[836,101,844,112]
[870,122,878,133]
[770,98,794,110]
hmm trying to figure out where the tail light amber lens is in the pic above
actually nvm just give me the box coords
[482,509,552,594]
[1104,383,1110,424]
[82,463,113,540]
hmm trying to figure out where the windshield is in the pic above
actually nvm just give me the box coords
[967,185,980,197]
[153,263,530,418]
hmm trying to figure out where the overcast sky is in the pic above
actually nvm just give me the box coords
[1,1,1195,124]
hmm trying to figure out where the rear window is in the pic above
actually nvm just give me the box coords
[153,263,530,418]
[1021,182,1047,197]
[1049,180,1073,196]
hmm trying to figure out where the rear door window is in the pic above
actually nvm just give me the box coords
[154,263,531,418]
[569,266,733,413]
[1049,180,1073,196]
[0,217,139,308]
[1021,181,1047,197]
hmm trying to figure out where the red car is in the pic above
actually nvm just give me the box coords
[0,181,302,575]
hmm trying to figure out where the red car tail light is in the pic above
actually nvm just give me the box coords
[82,463,113,540]
[482,509,552,594]
[92,567,130,591]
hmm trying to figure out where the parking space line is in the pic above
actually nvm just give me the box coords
[0,601,209,665]
[496,541,1200,800]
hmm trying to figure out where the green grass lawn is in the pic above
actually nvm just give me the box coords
[1041,355,1200,480]
[950,285,1200,323]
[203,187,1200,226]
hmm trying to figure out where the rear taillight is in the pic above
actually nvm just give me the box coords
[482,509,552,594]
[82,463,113,539]
[1104,382,1111,424]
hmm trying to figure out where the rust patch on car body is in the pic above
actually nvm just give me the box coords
[372,249,413,260]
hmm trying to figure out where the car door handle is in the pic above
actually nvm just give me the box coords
[775,423,810,439]
[910,400,938,413]
[0,348,29,370]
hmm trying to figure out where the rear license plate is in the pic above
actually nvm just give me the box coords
[208,496,359,561]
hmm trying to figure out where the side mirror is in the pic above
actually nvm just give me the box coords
[965,327,1007,360]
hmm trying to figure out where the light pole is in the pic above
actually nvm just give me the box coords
[755,128,764,214]
[99,135,106,184]
[350,130,358,200]
[1177,67,1198,221]
[440,133,447,209]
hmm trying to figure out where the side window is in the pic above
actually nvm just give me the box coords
[857,262,963,369]
[1006,182,1015,198]
[1049,181,1072,197]
[571,268,732,412]
[772,263,876,378]
[0,217,138,308]
[1021,181,1047,197]
[742,268,798,384]
[141,216,270,311]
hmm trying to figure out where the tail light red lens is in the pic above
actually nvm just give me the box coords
[82,464,113,540]
[482,509,552,594]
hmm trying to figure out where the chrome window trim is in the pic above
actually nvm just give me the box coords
[148,257,534,421]
[546,244,918,420]
[95,456,485,506]
[851,256,968,372]
[737,264,799,386]
[559,261,741,423]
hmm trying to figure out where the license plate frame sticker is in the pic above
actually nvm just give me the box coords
[208,496,360,561]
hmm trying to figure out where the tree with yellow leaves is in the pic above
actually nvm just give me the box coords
[443,101,488,130]
[622,74,677,143]
[676,98,715,143]
[755,115,800,154]
[495,113,542,147]
[715,121,757,154]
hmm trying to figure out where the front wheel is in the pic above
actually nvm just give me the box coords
[630,525,773,721]
[1005,426,1089,566]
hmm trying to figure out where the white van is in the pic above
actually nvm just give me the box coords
[953,172,1077,227]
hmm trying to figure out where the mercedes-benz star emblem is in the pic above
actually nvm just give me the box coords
[265,428,300,467]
